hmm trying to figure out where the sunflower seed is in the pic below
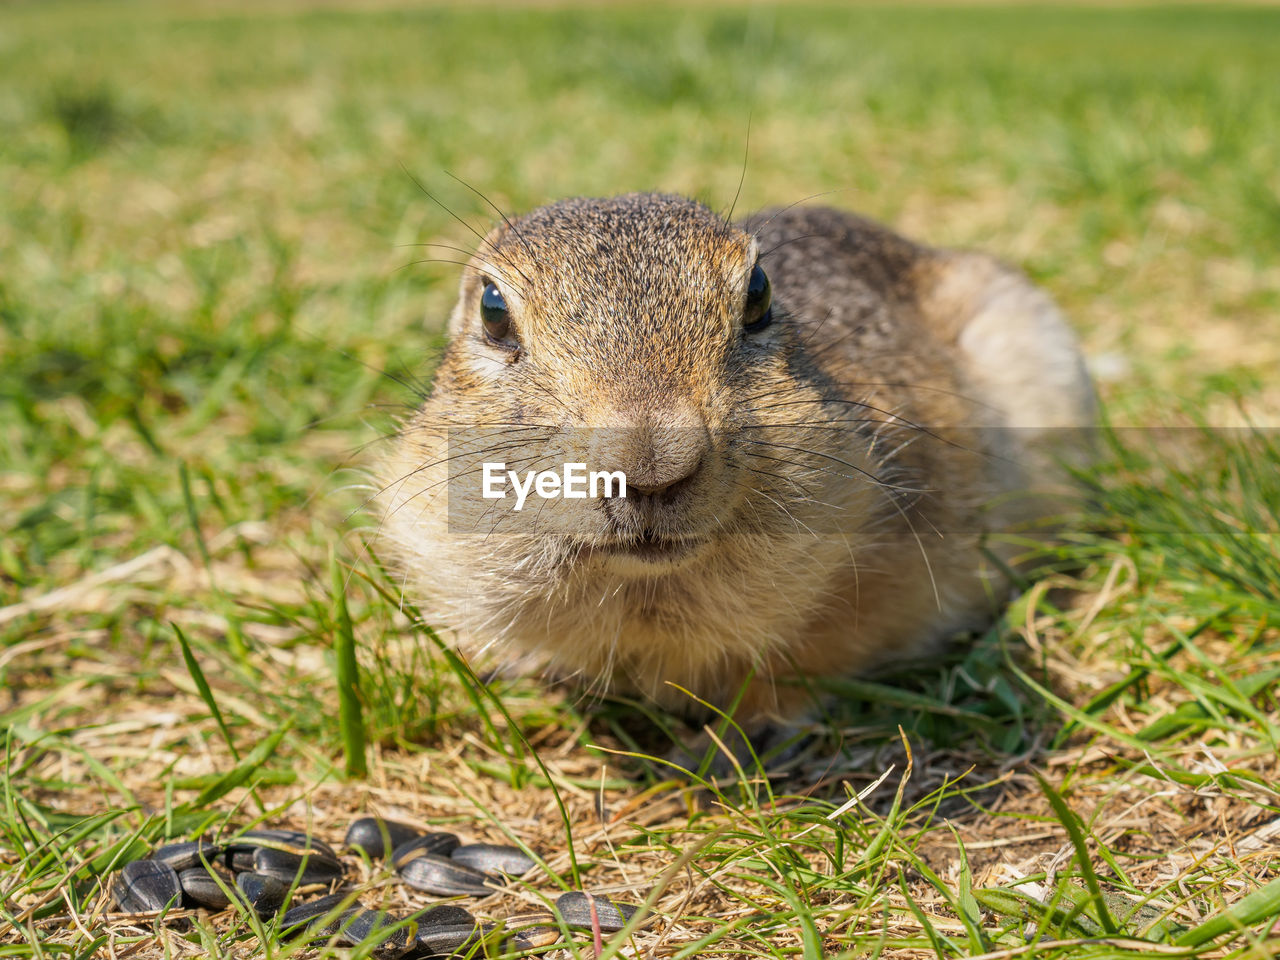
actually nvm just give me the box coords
[340,909,419,959]
[398,853,491,896]
[390,832,460,869]
[413,920,489,956]
[114,860,182,913]
[178,862,236,909]
[280,891,358,937]
[554,892,637,932]
[234,872,290,916]
[305,906,359,941]
[152,840,223,872]
[345,817,421,859]
[449,843,536,876]
[406,903,476,929]
[252,846,344,885]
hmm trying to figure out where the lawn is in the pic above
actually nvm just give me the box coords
[1,2,1278,958]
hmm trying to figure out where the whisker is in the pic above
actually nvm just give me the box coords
[748,189,844,237]
[350,428,557,520]
[725,114,751,225]
[745,396,970,453]
[759,232,826,260]
[718,474,819,539]
[445,171,539,266]
[737,437,928,495]
[398,162,534,289]
[293,325,433,405]
[394,242,524,290]
[395,256,478,273]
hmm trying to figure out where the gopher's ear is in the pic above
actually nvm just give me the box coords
[447,224,509,339]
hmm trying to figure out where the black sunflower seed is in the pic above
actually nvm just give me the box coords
[252,846,345,885]
[113,887,146,915]
[114,859,182,913]
[305,906,359,941]
[152,840,223,872]
[340,909,419,959]
[280,891,358,937]
[413,921,489,956]
[345,817,422,859]
[234,872,290,917]
[178,863,236,909]
[398,853,491,896]
[390,832,460,869]
[406,903,476,929]
[449,843,536,876]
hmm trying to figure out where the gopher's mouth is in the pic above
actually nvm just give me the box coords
[607,529,701,562]
[571,529,709,571]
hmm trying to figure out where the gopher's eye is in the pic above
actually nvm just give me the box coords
[480,282,511,341]
[743,264,773,333]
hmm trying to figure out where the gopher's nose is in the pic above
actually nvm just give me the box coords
[583,400,710,504]
[626,455,703,501]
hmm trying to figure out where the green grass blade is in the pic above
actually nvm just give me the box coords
[331,552,367,780]
[947,824,987,954]
[171,622,240,762]
[1034,771,1119,936]
[178,460,250,666]
[1174,875,1280,947]
[189,720,292,809]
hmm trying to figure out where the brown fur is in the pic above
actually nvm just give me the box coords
[375,193,1094,729]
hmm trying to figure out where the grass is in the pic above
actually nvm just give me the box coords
[1,1,1279,958]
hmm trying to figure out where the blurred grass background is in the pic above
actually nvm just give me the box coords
[3,2,1277,591]
[1,3,1279,958]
